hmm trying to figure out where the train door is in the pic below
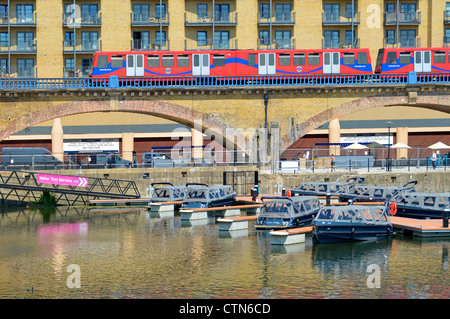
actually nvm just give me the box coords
[258,53,276,75]
[414,51,431,73]
[193,54,210,76]
[323,52,340,74]
[126,54,145,76]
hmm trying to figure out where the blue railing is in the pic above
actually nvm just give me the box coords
[0,72,449,90]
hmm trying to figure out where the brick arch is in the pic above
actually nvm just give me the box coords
[0,98,246,150]
[281,93,450,149]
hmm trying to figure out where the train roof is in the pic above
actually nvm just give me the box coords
[379,47,450,52]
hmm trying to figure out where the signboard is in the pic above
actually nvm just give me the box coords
[37,173,88,188]
[340,134,393,145]
[63,139,119,153]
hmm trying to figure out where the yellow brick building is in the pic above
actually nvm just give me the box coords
[1,0,450,78]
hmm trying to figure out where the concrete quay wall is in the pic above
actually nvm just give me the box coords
[41,166,450,198]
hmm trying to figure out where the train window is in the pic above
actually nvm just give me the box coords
[386,52,397,64]
[434,51,446,63]
[293,53,305,65]
[343,53,355,65]
[111,56,123,68]
[308,53,319,65]
[358,52,368,65]
[399,52,411,64]
[213,54,225,67]
[97,55,108,68]
[147,55,159,67]
[177,55,189,67]
[162,55,174,67]
[279,53,290,66]
[248,53,256,67]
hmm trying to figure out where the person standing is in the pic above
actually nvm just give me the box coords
[431,151,437,169]
[331,154,336,172]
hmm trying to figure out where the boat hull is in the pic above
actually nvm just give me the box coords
[313,223,394,244]
[255,212,318,230]
[395,206,447,219]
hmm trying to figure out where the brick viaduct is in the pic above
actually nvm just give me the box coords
[0,83,449,151]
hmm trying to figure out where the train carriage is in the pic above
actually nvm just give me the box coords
[89,48,373,79]
[375,47,450,74]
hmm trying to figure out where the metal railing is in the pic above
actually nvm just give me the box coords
[322,38,360,49]
[257,11,295,25]
[322,11,360,25]
[185,12,237,25]
[384,11,421,24]
[1,72,449,89]
[185,38,237,50]
[131,12,170,25]
[0,12,37,25]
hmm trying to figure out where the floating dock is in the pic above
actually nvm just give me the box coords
[88,198,150,207]
[390,216,450,238]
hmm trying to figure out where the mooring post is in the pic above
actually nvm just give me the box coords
[444,208,449,228]
[326,193,331,206]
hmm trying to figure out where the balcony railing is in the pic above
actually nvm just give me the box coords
[0,40,37,54]
[131,12,170,26]
[185,12,237,26]
[63,13,102,27]
[0,12,37,26]
[322,11,360,25]
[384,11,421,25]
[384,37,421,48]
[185,38,238,50]
[322,38,360,49]
[131,39,170,51]
[63,40,102,53]
[258,11,295,25]
[257,38,295,50]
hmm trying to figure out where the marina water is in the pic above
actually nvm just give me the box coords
[0,207,448,299]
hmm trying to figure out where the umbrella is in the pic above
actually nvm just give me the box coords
[428,141,450,149]
[344,143,368,150]
[391,142,411,149]
[367,142,384,148]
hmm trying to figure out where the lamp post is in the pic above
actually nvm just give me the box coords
[387,121,392,171]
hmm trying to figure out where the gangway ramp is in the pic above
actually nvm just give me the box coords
[0,171,140,206]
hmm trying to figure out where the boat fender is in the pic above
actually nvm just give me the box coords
[389,202,397,216]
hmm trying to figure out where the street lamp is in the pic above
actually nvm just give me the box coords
[387,121,392,171]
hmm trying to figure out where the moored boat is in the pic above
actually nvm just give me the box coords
[339,181,417,202]
[149,183,187,203]
[312,197,394,244]
[392,192,450,219]
[255,196,321,230]
[182,183,236,209]
[290,177,357,197]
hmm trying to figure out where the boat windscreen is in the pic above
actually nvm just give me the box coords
[260,202,292,218]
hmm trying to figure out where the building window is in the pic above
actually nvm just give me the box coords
[400,29,416,47]
[324,3,340,23]
[274,30,291,48]
[156,31,166,46]
[65,31,74,47]
[324,30,339,48]
[155,4,166,20]
[0,32,8,46]
[198,4,208,19]
[259,30,269,45]
[17,58,34,77]
[197,31,207,46]
[81,4,99,23]
[214,4,229,22]
[0,5,8,19]
[17,32,34,50]
[16,4,33,22]
[259,3,270,19]
[345,30,355,46]
[81,58,92,76]
[0,58,8,75]
[132,4,149,22]
[214,31,229,49]
[275,3,291,22]
[133,31,150,50]
[81,31,98,50]
[345,3,356,19]
[385,30,395,45]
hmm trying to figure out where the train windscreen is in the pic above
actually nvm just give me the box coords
[376,49,384,66]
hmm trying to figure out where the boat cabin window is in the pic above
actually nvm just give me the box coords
[111,56,123,68]
[177,54,189,67]
[147,55,159,67]
[316,208,336,220]
[308,53,320,65]
[188,190,206,199]
[386,52,397,64]
[279,53,290,66]
[358,52,368,65]
[97,55,108,68]
[248,53,256,67]
[343,53,355,65]
[361,208,373,221]
[399,52,411,64]
[162,55,174,67]
[424,196,435,207]
[213,54,225,67]
[338,209,355,221]
[262,203,291,218]
[154,189,170,198]
[293,53,305,65]
[434,51,446,64]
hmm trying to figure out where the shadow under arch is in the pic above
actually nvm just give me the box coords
[281,94,450,150]
[0,98,248,151]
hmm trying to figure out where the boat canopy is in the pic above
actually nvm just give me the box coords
[315,205,390,224]
[347,181,417,199]
[260,196,320,219]
[294,177,357,196]
[394,192,450,210]
[151,183,187,202]
[184,184,235,203]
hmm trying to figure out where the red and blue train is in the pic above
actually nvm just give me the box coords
[89,47,450,78]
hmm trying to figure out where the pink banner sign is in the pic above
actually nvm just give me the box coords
[37,173,88,187]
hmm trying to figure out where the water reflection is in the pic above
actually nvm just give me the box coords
[0,206,449,298]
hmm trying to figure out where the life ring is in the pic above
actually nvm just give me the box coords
[389,202,397,215]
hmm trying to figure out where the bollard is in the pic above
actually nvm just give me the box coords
[282,188,286,196]
[444,209,449,228]
[326,193,331,206]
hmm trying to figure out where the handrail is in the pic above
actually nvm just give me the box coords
[0,72,449,90]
